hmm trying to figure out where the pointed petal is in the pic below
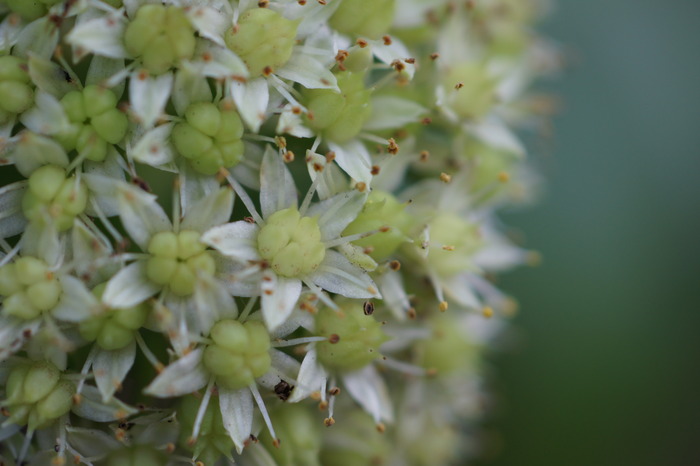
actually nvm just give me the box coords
[0,181,28,239]
[129,123,175,167]
[259,145,297,219]
[66,8,128,59]
[288,346,327,403]
[376,270,410,321]
[469,117,525,157]
[256,349,301,391]
[202,221,260,262]
[363,96,427,131]
[342,365,393,423]
[53,275,100,322]
[27,53,80,99]
[261,271,302,332]
[144,349,209,398]
[116,182,172,251]
[93,342,136,402]
[172,64,214,116]
[193,274,238,335]
[181,187,234,233]
[72,385,138,422]
[21,222,62,266]
[306,190,367,241]
[14,18,59,60]
[307,250,380,299]
[276,105,314,138]
[13,132,69,177]
[179,162,221,214]
[219,386,254,454]
[102,261,159,309]
[20,91,70,135]
[186,7,230,47]
[190,42,248,80]
[230,77,269,132]
[327,140,373,185]
[86,56,127,100]
[129,71,173,128]
[276,50,338,90]
[65,427,121,459]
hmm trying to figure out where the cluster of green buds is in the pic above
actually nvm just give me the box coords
[0,0,556,464]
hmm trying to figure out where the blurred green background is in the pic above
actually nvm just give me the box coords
[478,1,700,465]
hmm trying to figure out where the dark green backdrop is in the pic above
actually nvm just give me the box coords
[478,1,700,465]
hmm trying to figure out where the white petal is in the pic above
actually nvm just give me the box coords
[181,187,233,233]
[116,182,172,251]
[469,117,525,157]
[93,342,136,402]
[103,261,159,309]
[376,270,410,321]
[202,221,260,262]
[342,365,393,423]
[27,53,80,99]
[260,145,297,219]
[72,385,137,422]
[0,317,40,362]
[288,346,326,403]
[144,349,209,398]
[230,77,269,132]
[305,151,348,200]
[306,190,367,241]
[65,427,121,459]
[261,271,302,332]
[282,0,341,34]
[190,42,248,79]
[193,274,237,335]
[276,50,338,90]
[0,181,28,239]
[256,349,301,391]
[371,37,416,80]
[442,273,481,309]
[86,56,127,99]
[129,123,175,166]
[83,148,127,218]
[363,96,427,131]
[172,64,213,116]
[219,386,254,454]
[14,18,59,60]
[21,222,62,266]
[186,7,229,47]
[66,8,128,60]
[70,223,114,286]
[129,71,173,128]
[53,275,100,322]
[0,14,22,53]
[20,91,70,135]
[307,250,380,299]
[276,105,314,138]
[328,140,373,185]
[13,132,69,177]
[179,162,221,214]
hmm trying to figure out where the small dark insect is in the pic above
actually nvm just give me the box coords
[118,421,135,431]
[274,380,294,401]
[132,176,151,192]
[363,301,374,315]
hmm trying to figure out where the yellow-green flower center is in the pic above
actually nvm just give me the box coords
[0,56,33,125]
[257,207,325,278]
[202,319,271,390]
[329,0,396,40]
[145,230,215,296]
[442,63,498,120]
[22,165,89,232]
[425,212,483,277]
[0,256,61,320]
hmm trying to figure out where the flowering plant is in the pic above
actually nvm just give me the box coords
[0,0,556,464]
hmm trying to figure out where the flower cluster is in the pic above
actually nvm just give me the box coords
[0,0,557,464]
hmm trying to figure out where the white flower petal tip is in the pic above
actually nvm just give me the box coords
[144,349,209,398]
[261,271,302,332]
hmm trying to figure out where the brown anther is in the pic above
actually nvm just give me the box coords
[356,39,369,48]
[363,246,375,255]
[195,462,205,466]
[376,423,386,433]
[391,60,406,73]
[155,362,165,373]
[442,245,455,251]
[244,216,255,223]
[250,434,259,443]
[498,171,511,182]
[371,165,381,175]
[115,429,126,442]
[355,182,367,192]
[389,260,401,271]
[0,408,9,417]
[466,0,475,9]
[329,387,341,396]
[325,151,336,162]
[440,172,452,183]
[439,301,449,312]
[137,70,149,80]
[187,437,197,447]
[387,138,399,154]
[23,328,32,338]
[430,52,440,60]
[335,50,349,63]
[272,438,282,448]
[231,74,248,83]
[292,106,302,114]
[407,307,417,319]
[426,368,439,377]
[310,391,322,401]
[419,150,430,162]
[318,400,329,411]
[363,301,375,315]
[258,0,269,7]
[379,226,391,233]
[306,110,315,120]
[71,394,82,405]
[421,117,433,125]
[324,417,335,427]
[482,306,494,318]
[313,162,324,172]
[455,82,464,90]
[275,136,287,148]
[202,51,213,62]
[329,334,340,344]
[51,456,65,466]
[298,0,306,4]
[164,442,176,453]
[405,57,416,64]
[262,66,273,76]
[264,289,274,295]
[283,150,295,162]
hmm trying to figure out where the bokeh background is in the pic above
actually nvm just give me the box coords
[477,1,700,465]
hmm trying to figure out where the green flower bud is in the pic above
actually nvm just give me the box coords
[56,86,127,162]
[172,101,245,175]
[416,315,477,374]
[145,230,215,296]
[302,72,372,143]
[423,212,483,277]
[202,319,271,390]
[178,396,234,465]
[0,56,34,125]
[342,190,412,261]
[105,446,166,466]
[124,5,196,75]
[1,257,61,320]
[79,284,149,350]
[257,207,325,278]
[329,0,396,40]
[3,361,74,429]
[22,165,89,232]
[442,63,498,120]
[224,8,299,77]
[315,299,389,372]
[4,0,60,21]
[260,404,322,466]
